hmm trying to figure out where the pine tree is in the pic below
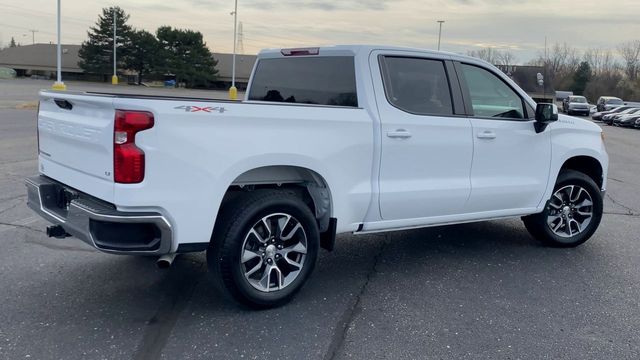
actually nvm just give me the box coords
[156,26,218,88]
[125,30,160,84]
[78,6,133,79]
[9,37,17,47]
[571,61,592,96]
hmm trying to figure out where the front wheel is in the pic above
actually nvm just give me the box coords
[208,190,319,308]
[523,170,603,247]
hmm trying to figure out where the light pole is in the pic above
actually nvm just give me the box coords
[52,0,66,90]
[112,8,118,85]
[229,0,238,100]
[28,29,39,45]
[437,20,445,51]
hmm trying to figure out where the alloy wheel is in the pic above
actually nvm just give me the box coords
[240,213,307,292]
[546,185,594,238]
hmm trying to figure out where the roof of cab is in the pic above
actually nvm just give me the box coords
[257,44,487,65]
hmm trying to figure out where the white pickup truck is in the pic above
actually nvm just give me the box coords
[27,45,608,307]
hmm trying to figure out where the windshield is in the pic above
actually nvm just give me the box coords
[570,97,587,103]
[607,98,623,105]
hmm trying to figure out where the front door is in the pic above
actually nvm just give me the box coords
[457,62,551,213]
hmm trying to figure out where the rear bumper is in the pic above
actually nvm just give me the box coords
[25,175,172,255]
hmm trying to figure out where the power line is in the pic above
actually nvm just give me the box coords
[0,3,92,26]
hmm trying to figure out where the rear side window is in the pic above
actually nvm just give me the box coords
[248,57,358,107]
[380,56,454,116]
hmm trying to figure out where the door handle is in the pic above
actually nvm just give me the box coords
[387,129,412,139]
[476,131,496,140]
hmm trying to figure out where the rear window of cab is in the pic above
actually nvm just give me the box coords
[248,56,358,107]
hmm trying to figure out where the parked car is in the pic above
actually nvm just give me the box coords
[604,107,640,125]
[26,45,609,307]
[592,105,634,120]
[616,112,640,127]
[563,95,590,116]
[555,90,572,99]
[596,96,624,112]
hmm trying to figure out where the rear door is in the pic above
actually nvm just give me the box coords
[456,62,551,213]
[372,53,473,220]
[38,92,116,202]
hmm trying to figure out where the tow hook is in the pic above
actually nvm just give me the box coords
[156,253,178,269]
[46,225,70,239]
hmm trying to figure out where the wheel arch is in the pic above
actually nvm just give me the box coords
[219,165,334,234]
[560,155,604,189]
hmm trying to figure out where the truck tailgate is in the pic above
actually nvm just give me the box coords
[38,91,115,202]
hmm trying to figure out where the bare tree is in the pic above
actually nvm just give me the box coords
[495,51,517,66]
[528,42,581,91]
[617,40,640,81]
[467,48,499,64]
[583,48,619,76]
[467,47,517,66]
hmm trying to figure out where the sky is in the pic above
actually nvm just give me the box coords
[1,0,638,63]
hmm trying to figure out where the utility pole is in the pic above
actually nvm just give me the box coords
[229,0,238,100]
[543,36,548,103]
[237,21,244,54]
[29,29,38,45]
[112,8,118,85]
[52,0,65,90]
[437,20,445,51]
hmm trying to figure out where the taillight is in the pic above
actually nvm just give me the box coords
[114,110,154,184]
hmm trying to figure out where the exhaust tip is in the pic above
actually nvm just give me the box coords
[156,259,171,269]
[156,253,177,269]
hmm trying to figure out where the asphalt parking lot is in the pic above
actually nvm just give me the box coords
[1,81,639,359]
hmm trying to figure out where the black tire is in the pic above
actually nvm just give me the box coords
[522,169,603,247]
[207,189,319,308]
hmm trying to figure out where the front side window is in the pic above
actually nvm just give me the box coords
[248,56,358,107]
[380,56,454,116]
[461,63,525,119]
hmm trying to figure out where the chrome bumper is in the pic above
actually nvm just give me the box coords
[25,175,172,255]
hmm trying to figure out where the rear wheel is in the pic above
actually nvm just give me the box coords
[523,170,603,247]
[208,190,319,308]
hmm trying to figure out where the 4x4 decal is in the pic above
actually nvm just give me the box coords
[174,105,227,113]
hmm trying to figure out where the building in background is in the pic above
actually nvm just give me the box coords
[495,65,555,103]
[0,43,257,89]
[0,43,82,80]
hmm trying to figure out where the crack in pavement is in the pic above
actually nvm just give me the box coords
[23,237,97,253]
[133,260,205,360]
[0,221,45,234]
[605,193,638,216]
[0,199,23,216]
[0,194,26,203]
[324,236,388,360]
[604,212,640,217]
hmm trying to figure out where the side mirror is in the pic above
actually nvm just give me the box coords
[534,103,558,133]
